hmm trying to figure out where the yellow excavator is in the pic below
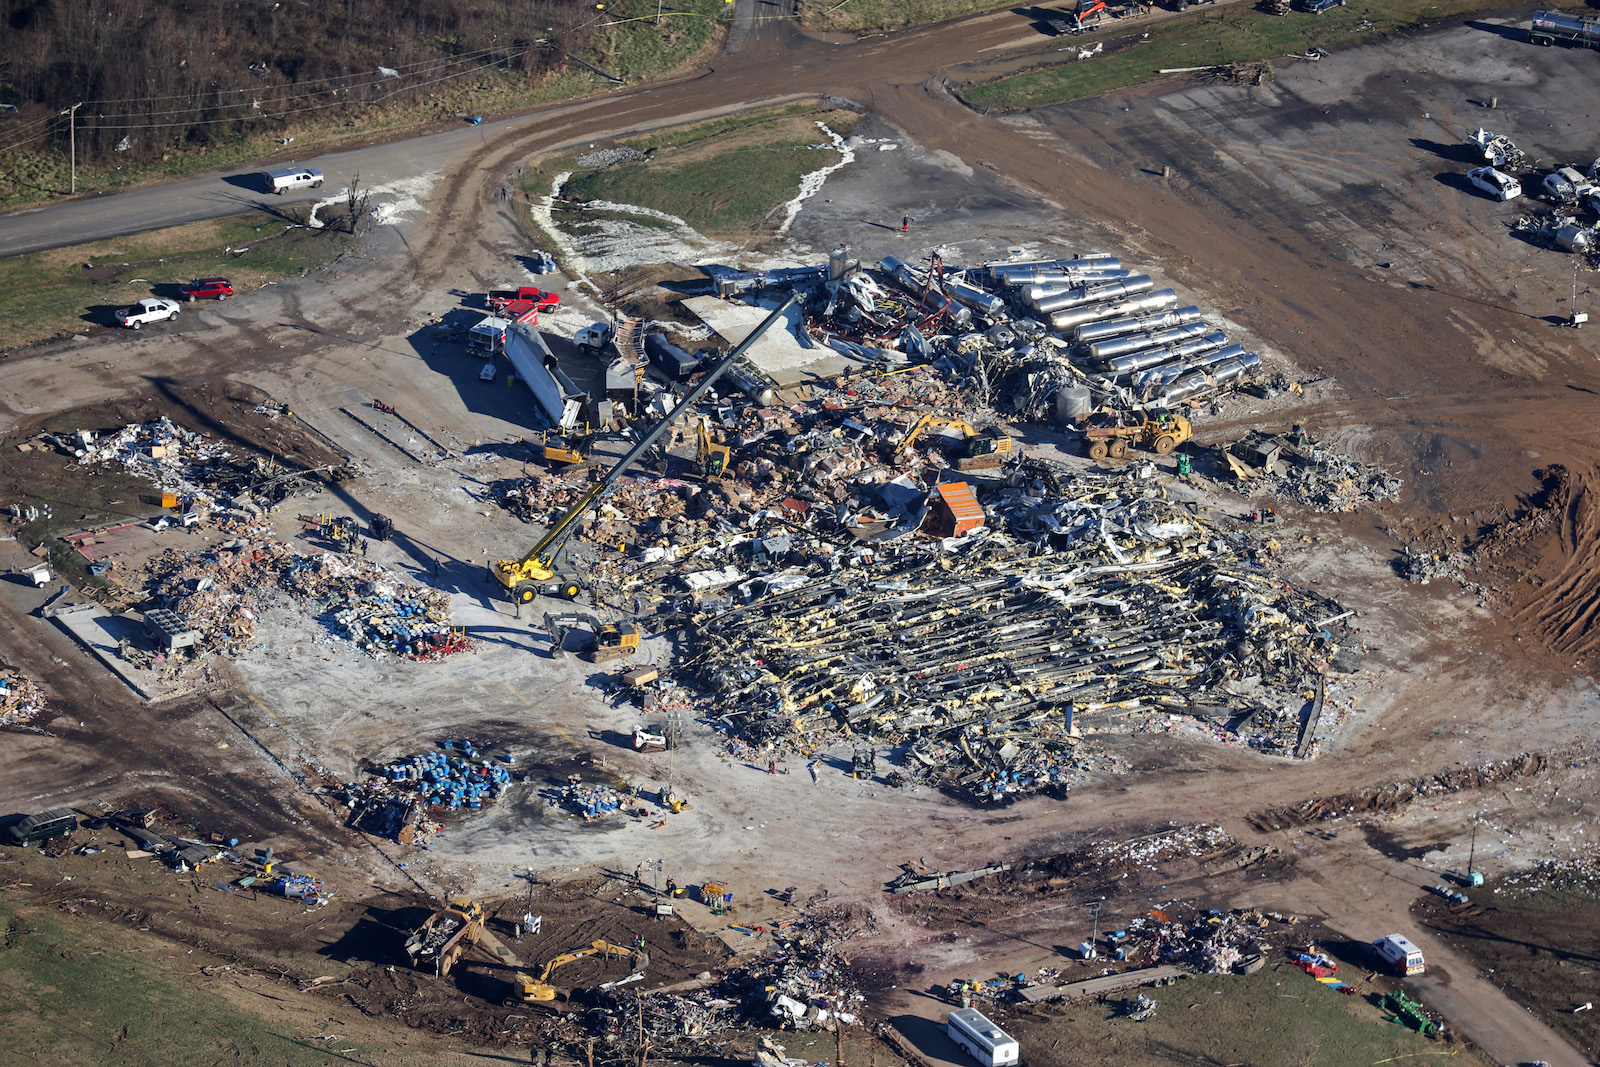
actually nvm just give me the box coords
[490,293,799,603]
[511,939,648,1002]
[694,418,733,479]
[544,611,641,663]
[898,413,1015,470]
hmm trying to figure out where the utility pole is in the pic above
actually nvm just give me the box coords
[62,102,83,195]
[1572,256,1589,328]
[1083,898,1104,958]
[1468,810,1486,882]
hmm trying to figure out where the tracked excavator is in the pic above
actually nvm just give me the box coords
[489,292,800,603]
[897,413,1015,470]
[511,939,648,1002]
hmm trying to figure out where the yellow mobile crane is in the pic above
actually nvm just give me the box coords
[489,292,801,604]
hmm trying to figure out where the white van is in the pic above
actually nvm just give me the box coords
[1373,934,1426,976]
[260,166,324,194]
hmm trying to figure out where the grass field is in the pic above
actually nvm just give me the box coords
[0,215,354,353]
[530,104,862,239]
[798,0,1012,33]
[0,896,381,1067]
[0,0,731,214]
[960,0,1504,110]
[998,963,1489,1066]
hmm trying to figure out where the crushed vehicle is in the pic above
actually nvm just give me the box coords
[1466,166,1522,201]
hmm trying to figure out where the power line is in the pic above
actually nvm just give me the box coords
[83,52,519,132]
[86,48,520,126]
[0,120,66,157]
[76,44,520,107]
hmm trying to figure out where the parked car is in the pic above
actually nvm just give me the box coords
[179,277,234,302]
[1300,0,1344,10]
[115,298,182,329]
[1467,166,1523,201]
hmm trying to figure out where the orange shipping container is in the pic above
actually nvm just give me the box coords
[927,481,985,538]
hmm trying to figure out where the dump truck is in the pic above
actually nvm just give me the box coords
[490,292,800,604]
[511,939,646,1002]
[405,897,485,976]
[1082,409,1192,459]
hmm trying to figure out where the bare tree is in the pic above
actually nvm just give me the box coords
[342,173,373,235]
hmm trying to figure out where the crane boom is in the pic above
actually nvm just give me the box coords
[492,290,801,602]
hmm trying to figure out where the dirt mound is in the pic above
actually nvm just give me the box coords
[1503,466,1600,657]
[1248,752,1552,831]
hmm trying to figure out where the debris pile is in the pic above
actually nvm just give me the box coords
[1228,430,1402,511]
[132,538,470,662]
[64,417,329,515]
[1494,845,1600,895]
[583,908,866,1045]
[688,463,1350,801]
[338,739,516,839]
[0,669,45,727]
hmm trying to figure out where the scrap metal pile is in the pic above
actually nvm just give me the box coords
[798,252,1265,419]
[1229,430,1403,512]
[688,462,1350,801]
[133,539,470,662]
[0,669,45,727]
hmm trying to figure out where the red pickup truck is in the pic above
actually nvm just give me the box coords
[488,286,559,320]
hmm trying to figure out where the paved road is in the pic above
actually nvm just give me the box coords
[0,117,541,257]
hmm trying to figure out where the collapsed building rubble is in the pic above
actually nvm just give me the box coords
[128,539,470,665]
[64,417,339,516]
[0,669,46,727]
[682,462,1350,801]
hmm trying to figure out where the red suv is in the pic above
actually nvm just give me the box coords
[179,277,234,302]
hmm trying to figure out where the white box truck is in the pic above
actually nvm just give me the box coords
[946,1008,1019,1067]
[1373,934,1426,976]
[260,166,324,194]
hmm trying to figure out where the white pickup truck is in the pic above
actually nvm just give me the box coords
[115,298,181,329]
[260,166,324,194]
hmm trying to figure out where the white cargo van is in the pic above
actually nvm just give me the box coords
[1373,934,1426,976]
[260,166,324,194]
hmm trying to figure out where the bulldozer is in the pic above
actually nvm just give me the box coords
[511,939,647,1003]
[1081,409,1192,460]
[898,413,1015,470]
[542,431,594,468]
[544,611,641,663]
